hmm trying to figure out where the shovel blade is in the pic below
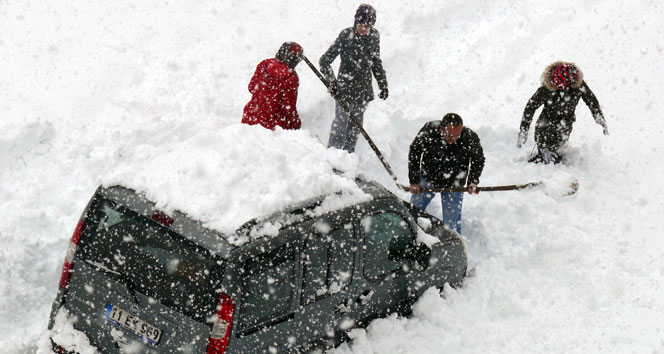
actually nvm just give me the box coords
[542,177,579,197]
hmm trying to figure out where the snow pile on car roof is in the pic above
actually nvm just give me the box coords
[102,124,370,235]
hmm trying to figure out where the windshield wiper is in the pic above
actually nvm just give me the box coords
[118,269,141,305]
[83,259,140,304]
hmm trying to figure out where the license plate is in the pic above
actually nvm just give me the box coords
[105,304,162,345]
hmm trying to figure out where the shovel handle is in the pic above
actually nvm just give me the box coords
[303,55,400,183]
[303,56,331,88]
[398,182,543,193]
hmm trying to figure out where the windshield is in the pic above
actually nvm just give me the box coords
[76,198,224,324]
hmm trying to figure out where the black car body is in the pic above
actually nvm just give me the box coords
[48,179,467,353]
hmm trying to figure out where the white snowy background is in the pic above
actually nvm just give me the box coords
[2,0,664,352]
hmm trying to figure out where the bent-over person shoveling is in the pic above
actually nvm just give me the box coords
[408,113,485,234]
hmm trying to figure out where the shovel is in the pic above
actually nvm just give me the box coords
[398,179,579,196]
[302,55,401,184]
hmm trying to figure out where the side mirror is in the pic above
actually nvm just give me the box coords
[387,236,432,270]
[387,235,410,261]
[405,243,431,270]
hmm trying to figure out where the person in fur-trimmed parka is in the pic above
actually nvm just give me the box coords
[517,61,609,163]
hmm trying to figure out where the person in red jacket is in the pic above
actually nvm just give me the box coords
[242,42,304,130]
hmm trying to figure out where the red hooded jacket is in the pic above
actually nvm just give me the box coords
[242,58,301,130]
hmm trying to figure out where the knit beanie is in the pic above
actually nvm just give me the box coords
[275,42,303,69]
[551,63,579,90]
[354,4,376,25]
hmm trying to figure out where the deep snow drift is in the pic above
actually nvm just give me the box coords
[1,0,664,353]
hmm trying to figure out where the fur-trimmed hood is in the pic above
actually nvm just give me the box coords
[541,61,584,91]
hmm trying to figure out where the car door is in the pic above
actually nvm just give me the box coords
[291,212,359,351]
[231,240,298,353]
[350,200,419,327]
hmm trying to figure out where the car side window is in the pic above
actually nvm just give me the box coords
[239,245,295,330]
[361,212,413,279]
[301,224,354,305]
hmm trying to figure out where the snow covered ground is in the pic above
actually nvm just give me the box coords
[2,0,664,352]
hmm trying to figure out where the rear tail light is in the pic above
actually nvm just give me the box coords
[51,339,66,353]
[207,293,235,354]
[59,220,86,290]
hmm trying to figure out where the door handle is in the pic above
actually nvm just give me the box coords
[334,298,352,314]
[357,289,374,305]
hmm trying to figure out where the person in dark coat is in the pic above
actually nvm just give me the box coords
[518,61,609,163]
[408,113,485,234]
[242,42,304,130]
[320,3,389,153]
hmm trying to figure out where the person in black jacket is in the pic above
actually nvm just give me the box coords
[518,61,609,163]
[409,113,485,234]
[320,4,389,153]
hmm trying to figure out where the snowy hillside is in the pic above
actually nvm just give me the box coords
[1,0,664,353]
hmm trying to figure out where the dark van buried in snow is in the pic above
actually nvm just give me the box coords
[48,179,467,353]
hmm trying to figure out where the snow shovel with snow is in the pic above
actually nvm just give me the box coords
[302,55,401,184]
[397,179,579,196]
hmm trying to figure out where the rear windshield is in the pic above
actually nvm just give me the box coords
[77,198,224,324]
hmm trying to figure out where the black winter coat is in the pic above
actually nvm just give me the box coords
[408,121,485,188]
[319,26,388,105]
[520,62,606,151]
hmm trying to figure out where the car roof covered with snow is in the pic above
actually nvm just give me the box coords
[98,176,392,259]
[100,125,370,235]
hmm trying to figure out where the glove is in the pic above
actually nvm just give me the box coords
[328,80,339,97]
[517,130,527,148]
[595,114,609,135]
[467,183,479,195]
[379,87,389,100]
